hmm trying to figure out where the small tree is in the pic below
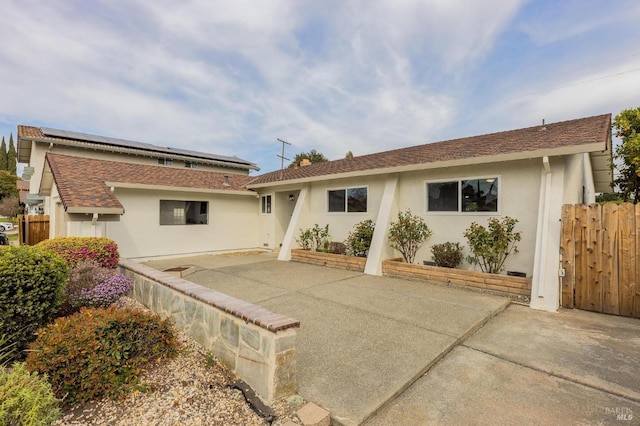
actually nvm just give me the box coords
[0,195,20,218]
[388,210,432,264]
[7,134,16,175]
[612,107,640,203]
[464,217,521,274]
[288,149,328,168]
[345,219,375,257]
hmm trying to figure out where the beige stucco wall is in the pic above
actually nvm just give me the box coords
[266,158,551,276]
[104,188,260,259]
[562,153,585,204]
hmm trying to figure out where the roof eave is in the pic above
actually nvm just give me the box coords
[66,207,125,214]
[246,141,608,189]
[105,181,259,197]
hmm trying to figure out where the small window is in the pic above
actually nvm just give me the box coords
[427,178,498,213]
[185,162,198,169]
[160,200,208,225]
[462,178,498,212]
[328,187,367,213]
[427,182,458,212]
[261,195,272,214]
[158,158,173,166]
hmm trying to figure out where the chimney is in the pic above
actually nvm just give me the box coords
[300,158,312,167]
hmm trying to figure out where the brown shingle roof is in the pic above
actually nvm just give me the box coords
[45,153,254,213]
[247,114,611,187]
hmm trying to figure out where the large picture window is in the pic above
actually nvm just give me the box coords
[328,187,367,213]
[426,178,498,213]
[160,200,208,225]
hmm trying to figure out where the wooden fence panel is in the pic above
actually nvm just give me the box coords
[19,215,50,246]
[602,203,619,315]
[561,203,638,319]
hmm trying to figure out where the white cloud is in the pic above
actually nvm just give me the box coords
[1,0,638,173]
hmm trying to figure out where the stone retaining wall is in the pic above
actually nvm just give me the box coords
[118,259,299,404]
[382,259,531,298]
[291,249,366,272]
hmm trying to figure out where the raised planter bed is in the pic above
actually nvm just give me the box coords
[382,258,531,298]
[291,249,366,272]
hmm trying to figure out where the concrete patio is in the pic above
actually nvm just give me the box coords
[144,252,640,425]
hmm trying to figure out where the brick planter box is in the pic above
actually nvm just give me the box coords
[382,258,531,298]
[291,249,366,272]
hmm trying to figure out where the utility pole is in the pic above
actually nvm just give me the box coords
[277,138,291,179]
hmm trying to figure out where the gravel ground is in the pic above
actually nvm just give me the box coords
[54,298,303,426]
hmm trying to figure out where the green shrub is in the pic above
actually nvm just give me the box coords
[345,219,375,257]
[430,242,464,268]
[464,216,521,274]
[38,237,120,269]
[388,209,432,264]
[25,307,179,406]
[297,224,330,252]
[0,246,67,360]
[0,362,61,426]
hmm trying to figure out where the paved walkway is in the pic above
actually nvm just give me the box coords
[145,252,640,425]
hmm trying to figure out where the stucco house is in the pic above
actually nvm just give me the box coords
[17,126,261,259]
[247,114,612,312]
[18,114,612,312]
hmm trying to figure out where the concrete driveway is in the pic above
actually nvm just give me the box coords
[145,253,640,425]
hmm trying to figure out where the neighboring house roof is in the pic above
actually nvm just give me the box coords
[17,125,259,172]
[42,153,256,214]
[247,114,612,188]
[16,180,29,204]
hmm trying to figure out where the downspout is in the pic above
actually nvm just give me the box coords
[91,213,99,225]
[533,157,552,299]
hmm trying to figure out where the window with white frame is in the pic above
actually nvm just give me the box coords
[158,158,173,166]
[160,200,208,225]
[185,162,198,169]
[427,177,498,212]
[261,194,272,214]
[328,187,367,213]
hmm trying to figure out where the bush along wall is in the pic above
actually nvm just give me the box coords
[38,237,120,269]
[0,246,68,360]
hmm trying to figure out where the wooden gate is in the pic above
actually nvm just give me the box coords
[560,204,639,318]
[18,215,50,246]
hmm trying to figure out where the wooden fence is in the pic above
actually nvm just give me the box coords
[18,215,50,246]
[560,204,639,318]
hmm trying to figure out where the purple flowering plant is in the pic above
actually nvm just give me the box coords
[77,274,133,308]
[61,261,132,315]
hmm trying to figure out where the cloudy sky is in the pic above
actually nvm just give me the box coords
[1,0,639,174]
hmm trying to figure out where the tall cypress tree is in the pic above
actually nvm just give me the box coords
[0,137,7,171]
[7,134,16,175]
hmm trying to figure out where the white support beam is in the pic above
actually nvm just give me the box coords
[365,174,398,275]
[278,185,308,261]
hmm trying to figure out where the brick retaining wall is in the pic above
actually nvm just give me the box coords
[382,259,531,297]
[291,249,366,272]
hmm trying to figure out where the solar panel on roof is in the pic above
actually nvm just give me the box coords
[39,127,256,168]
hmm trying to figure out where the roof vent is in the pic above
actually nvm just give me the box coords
[539,118,546,131]
[223,175,230,186]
